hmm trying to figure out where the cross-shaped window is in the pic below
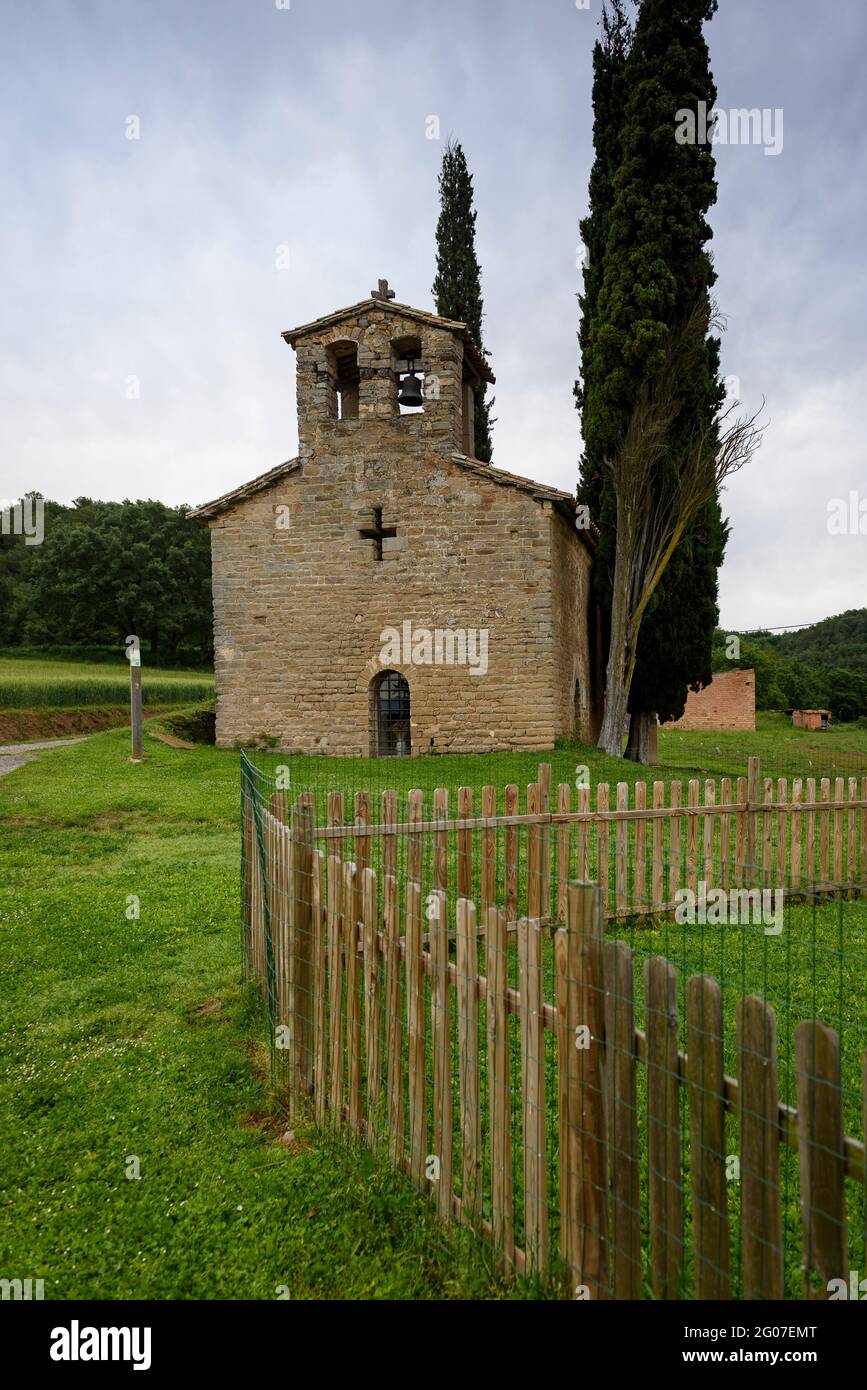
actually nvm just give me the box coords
[358,507,397,561]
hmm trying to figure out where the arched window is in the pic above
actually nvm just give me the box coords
[371,670,411,757]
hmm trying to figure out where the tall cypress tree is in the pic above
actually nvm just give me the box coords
[433,140,494,462]
[575,0,633,432]
[578,0,727,761]
[576,0,634,726]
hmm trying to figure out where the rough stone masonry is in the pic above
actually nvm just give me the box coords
[191,290,602,756]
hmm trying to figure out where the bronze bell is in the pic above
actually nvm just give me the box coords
[397,359,423,409]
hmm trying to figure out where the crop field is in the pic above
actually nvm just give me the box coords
[0,656,214,710]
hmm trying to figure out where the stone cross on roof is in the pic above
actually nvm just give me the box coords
[371,278,396,302]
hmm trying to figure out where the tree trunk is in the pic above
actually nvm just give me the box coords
[597,568,632,757]
[625,709,658,765]
[596,502,638,758]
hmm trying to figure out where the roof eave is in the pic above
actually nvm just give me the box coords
[188,458,301,521]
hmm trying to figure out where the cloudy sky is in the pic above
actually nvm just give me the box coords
[2,0,865,630]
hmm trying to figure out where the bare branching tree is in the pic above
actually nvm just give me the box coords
[596,303,765,757]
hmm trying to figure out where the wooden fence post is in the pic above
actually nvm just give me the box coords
[720,776,732,890]
[668,780,682,910]
[557,783,571,923]
[746,756,761,881]
[481,785,497,917]
[456,898,482,1224]
[343,858,362,1132]
[645,955,682,1300]
[381,789,397,881]
[383,872,403,1163]
[290,794,315,1107]
[504,784,519,921]
[596,784,609,918]
[430,887,452,1224]
[559,881,608,1299]
[703,780,715,887]
[603,939,641,1299]
[805,777,817,885]
[527,783,542,921]
[687,780,699,896]
[518,916,547,1275]
[791,778,803,892]
[433,787,448,896]
[457,786,473,901]
[312,849,327,1127]
[634,781,647,912]
[651,780,664,912]
[405,877,426,1187]
[486,905,514,1270]
[776,777,788,888]
[538,762,552,919]
[268,793,289,1071]
[686,974,730,1299]
[795,1021,847,1298]
[327,854,343,1125]
[737,995,784,1299]
[362,866,381,1146]
[820,777,831,892]
[615,782,628,916]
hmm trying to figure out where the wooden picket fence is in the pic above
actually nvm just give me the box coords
[240,755,867,1299]
[252,756,867,926]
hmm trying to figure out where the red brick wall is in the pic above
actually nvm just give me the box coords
[666,669,756,732]
[792,710,831,730]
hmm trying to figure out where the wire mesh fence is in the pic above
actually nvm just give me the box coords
[240,750,867,1300]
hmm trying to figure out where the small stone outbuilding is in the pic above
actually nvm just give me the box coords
[792,709,832,731]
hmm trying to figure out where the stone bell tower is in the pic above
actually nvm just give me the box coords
[282,278,495,465]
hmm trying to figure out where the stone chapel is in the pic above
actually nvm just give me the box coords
[191,282,603,756]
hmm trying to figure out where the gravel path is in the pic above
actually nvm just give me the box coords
[0,737,87,779]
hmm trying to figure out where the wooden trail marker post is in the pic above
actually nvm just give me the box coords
[126,634,143,762]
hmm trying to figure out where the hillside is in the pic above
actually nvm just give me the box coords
[712,609,867,720]
[769,608,867,672]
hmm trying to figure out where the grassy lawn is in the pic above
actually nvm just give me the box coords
[658,712,867,780]
[2,721,864,1301]
[0,730,508,1300]
[243,711,867,813]
[0,655,214,709]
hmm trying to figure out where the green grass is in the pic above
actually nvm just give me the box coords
[0,656,214,710]
[0,729,510,1299]
[243,711,866,814]
[658,712,867,780]
[3,724,865,1301]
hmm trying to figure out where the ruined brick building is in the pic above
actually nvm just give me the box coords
[191,283,603,756]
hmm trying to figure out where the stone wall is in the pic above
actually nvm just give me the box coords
[666,668,756,733]
[207,452,592,754]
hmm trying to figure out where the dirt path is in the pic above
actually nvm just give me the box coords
[0,737,87,779]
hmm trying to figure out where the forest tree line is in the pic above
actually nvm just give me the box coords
[0,494,213,667]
